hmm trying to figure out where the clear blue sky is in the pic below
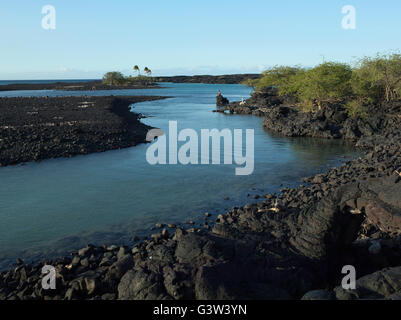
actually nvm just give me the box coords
[0,0,400,79]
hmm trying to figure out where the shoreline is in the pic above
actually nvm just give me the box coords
[154,74,261,84]
[0,95,169,167]
[1,90,401,300]
[0,75,261,92]
[0,80,160,92]
[218,88,401,148]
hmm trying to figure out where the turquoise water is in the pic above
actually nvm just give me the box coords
[0,83,359,269]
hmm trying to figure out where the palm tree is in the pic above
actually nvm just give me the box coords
[144,67,152,77]
[133,65,140,76]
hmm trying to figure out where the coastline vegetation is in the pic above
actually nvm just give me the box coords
[102,66,154,86]
[245,53,401,116]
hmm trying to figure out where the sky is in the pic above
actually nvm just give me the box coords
[0,0,400,80]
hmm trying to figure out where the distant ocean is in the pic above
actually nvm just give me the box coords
[0,79,99,86]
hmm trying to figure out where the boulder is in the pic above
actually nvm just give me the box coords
[117,268,167,300]
[216,94,229,107]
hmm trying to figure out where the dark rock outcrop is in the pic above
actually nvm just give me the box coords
[220,89,401,150]
[245,87,284,108]
[261,102,401,148]
[216,94,229,107]
[216,87,283,115]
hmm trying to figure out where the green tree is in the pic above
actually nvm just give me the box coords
[352,53,401,103]
[297,62,353,110]
[250,66,304,95]
[133,65,140,76]
[102,71,125,86]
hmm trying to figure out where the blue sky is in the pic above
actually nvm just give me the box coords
[0,0,400,79]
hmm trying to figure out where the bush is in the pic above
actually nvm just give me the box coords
[251,66,304,94]
[345,99,368,118]
[250,63,353,111]
[102,72,125,85]
[245,52,401,115]
[350,67,382,104]
[352,53,401,103]
[297,62,353,110]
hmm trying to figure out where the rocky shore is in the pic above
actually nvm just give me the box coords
[1,89,401,300]
[218,88,401,148]
[155,74,262,84]
[0,80,159,92]
[0,95,167,167]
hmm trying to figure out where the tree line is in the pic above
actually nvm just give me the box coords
[245,53,401,116]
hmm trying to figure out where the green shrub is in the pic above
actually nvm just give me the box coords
[352,53,401,103]
[102,72,125,85]
[251,63,353,111]
[249,65,304,96]
[297,62,353,110]
[248,53,401,113]
[102,72,154,86]
[345,99,368,118]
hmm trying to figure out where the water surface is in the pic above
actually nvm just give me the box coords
[0,83,359,269]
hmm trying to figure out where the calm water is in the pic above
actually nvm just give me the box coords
[0,83,359,269]
[0,79,98,86]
